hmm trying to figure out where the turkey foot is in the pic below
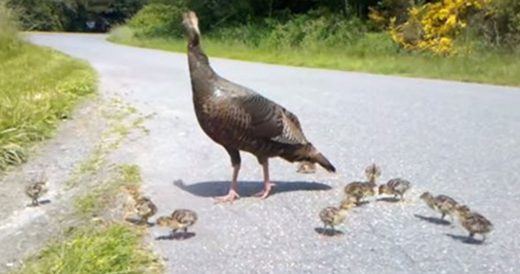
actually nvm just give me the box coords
[254,181,274,199]
[214,189,240,203]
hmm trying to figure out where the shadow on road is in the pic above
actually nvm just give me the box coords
[414,214,451,226]
[173,179,331,197]
[445,233,485,245]
[376,197,400,203]
[314,227,344,237]
[155,232,196,241]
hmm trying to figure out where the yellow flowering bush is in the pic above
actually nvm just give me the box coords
[390,0,491,54]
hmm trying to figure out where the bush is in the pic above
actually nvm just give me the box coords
[389,0,490,55]
[128,3,185,38]
[467,0,520,49]
[262,11,367,50]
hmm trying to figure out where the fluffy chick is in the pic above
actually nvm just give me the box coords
[365,163,381,184]
[454,205,493,242]
[378,178,411,201]
[420,192,458,222]
[296,161,316,174]
[344,181,376,205]
[319,197,357,235]
[156,209,198,239]
[135,196,158,225]
[25,176,48,206]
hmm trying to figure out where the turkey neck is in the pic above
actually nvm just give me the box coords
[187,35,217,102]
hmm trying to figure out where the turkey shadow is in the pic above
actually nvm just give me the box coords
[314,227,344,237]
[26,199,51,207]
[414,214,451,226]
[173,179,332,198]
[376,197,400,203]
[445,233,484,245]
[155,232,196,241]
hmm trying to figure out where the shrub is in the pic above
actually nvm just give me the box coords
[128,3,185,38]
[468,0,520,49]
[262,11,367,50]
[389,0,490,55]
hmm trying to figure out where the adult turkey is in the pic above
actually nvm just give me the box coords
[182,11,336,203]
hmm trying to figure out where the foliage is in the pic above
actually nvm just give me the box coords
[468,0,520,49]
[7,0,146,31]
[0,5,96,170]
[128,2,185,37]
[109,28,520,86]
[14,224,159,274]
[0,0,19,50]
[389,0,490,54]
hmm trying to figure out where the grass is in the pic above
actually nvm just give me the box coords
[74,164,141,216]
[16,163,161,274]
[108,26,520,87]
[0,41,96,171]
[14,224,160,274]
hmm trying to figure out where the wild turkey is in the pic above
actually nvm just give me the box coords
[182,11,336,203]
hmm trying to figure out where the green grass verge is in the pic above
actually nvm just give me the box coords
[16,164,161,274]
[108,26,520,87]
[0,42,96,171]
[14,224,159,274]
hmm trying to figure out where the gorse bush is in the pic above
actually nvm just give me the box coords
[389,0,490,55]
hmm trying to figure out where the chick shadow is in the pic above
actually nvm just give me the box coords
[413,214,451,226]
[173,179,332,198]
[155,232,196,241]
[376,197,400,203]
[314,227,344,237]
[445,233,485,245]
[125,217,155,227]
[26,199,52,207]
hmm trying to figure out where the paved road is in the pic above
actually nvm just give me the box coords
[30,33,520,274]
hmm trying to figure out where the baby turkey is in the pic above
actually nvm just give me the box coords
[156,209,198,239]
[319,197,357,236]
[296,161,316,174]
[378,178,411,201]
[344,181,376,205]
[454,205,493,242]
[134,196,158,225]
[25,175,48,206]
[364,163,382,184]
[420,192,458,223]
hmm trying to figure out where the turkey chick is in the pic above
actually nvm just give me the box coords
[344,181,375,205]
[365,163,381,185]
[135,196,158,225]
[420,192,458,223]
[378,178,411,201]
[25,176,48,206]
[296,161,316,174]
[319,197,357,235]
[454,205,493,242]
[156,209,198,239]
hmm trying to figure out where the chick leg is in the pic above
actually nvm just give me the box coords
[32,199,38,207]
[214,148,241,203]
[254,159,274,199]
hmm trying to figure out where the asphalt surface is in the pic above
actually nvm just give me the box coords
[29,33,520,274]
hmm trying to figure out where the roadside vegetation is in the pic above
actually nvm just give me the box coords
[15,164,162,274]
[107,0,520,86]
[0,1,96,171]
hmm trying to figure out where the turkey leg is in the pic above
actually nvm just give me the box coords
[254,160,274,199]
[214,148,241,203]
